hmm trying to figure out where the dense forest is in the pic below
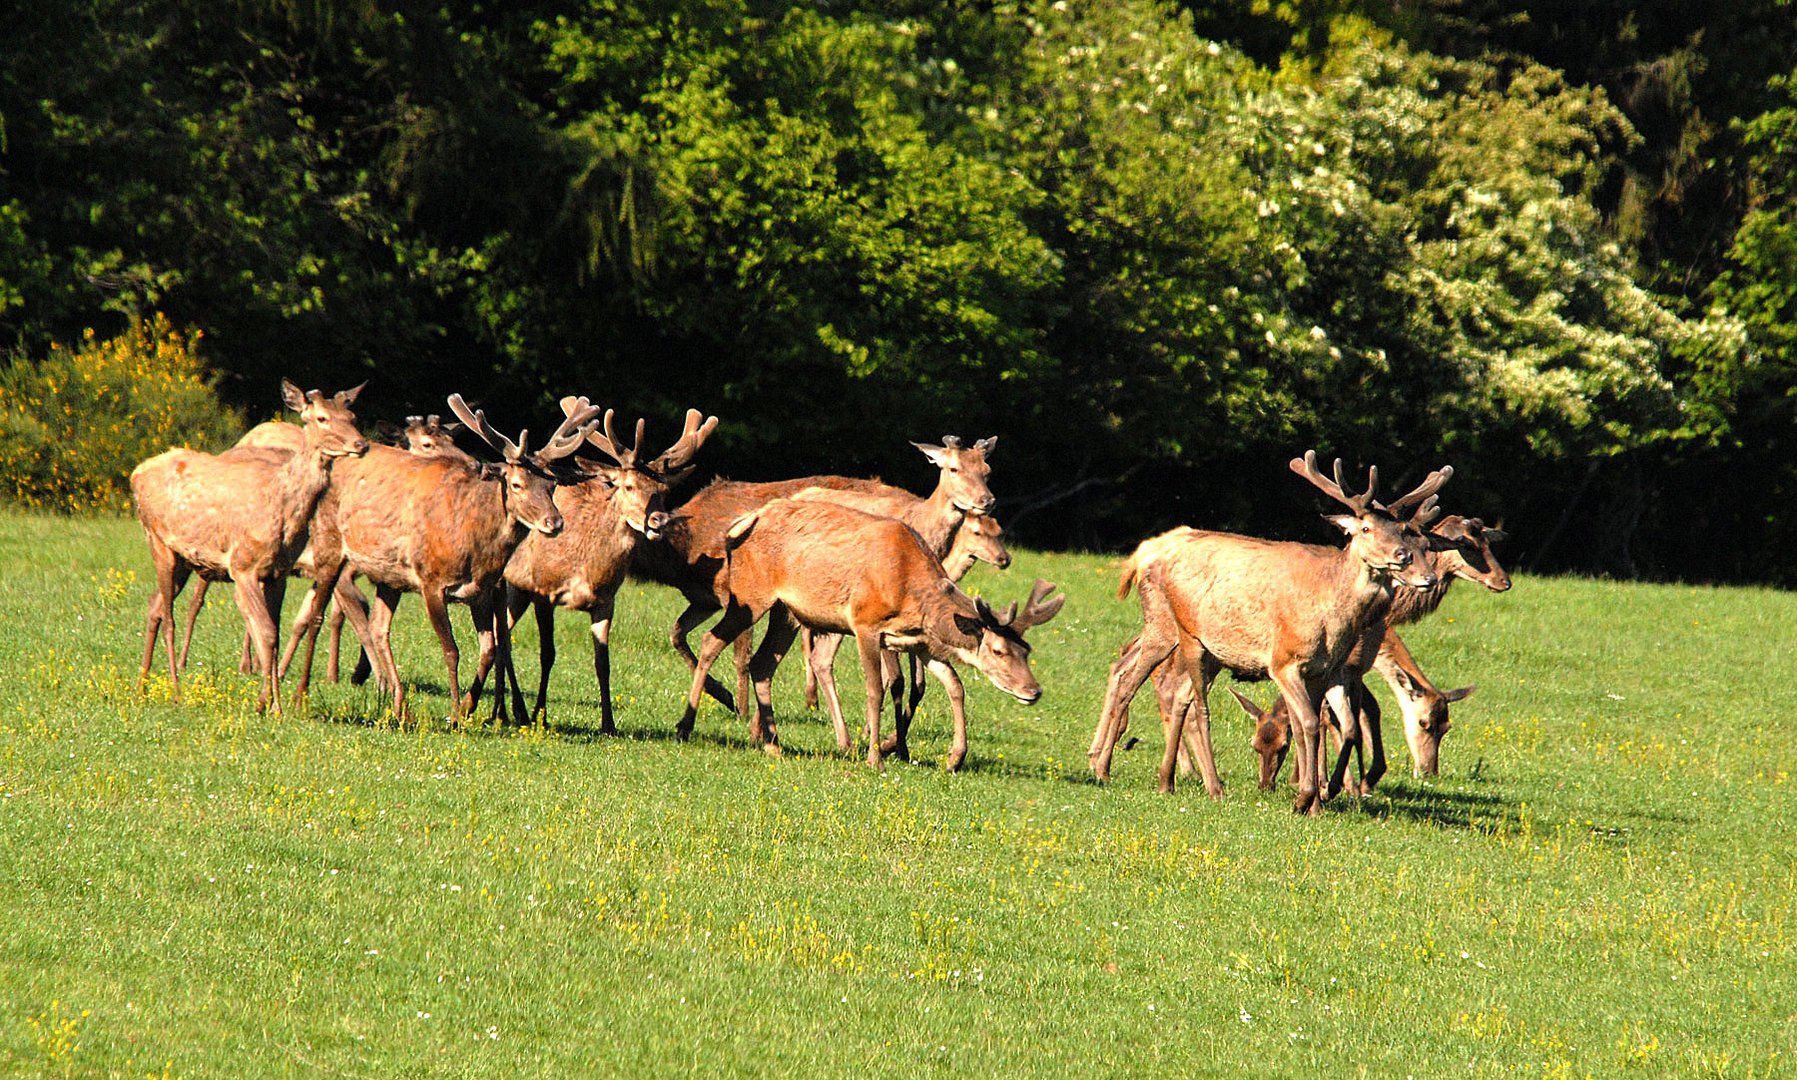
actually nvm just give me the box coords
[2,0,1794,581]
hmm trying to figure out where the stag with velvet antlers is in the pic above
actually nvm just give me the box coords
[1090,452,1450,814]
[500,403,717,729]
[279,394,600,724]
[677,498,1062,769]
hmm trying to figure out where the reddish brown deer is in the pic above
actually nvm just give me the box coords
[1090,452,1449,814]
[501,404,717,731]
[676,498,1062,769]
[278,394,599,724]
[628,437,999,724]
[792,497,1013,756]
[131,380,368,712]
[1106,513,1507,792]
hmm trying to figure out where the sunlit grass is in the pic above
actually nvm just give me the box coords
[0,509,1791,1077]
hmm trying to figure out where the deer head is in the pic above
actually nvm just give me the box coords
[913,435,999,515]
[1389,665,1474,777]
[447,393,600,536]
[1290,450,1450,590]
[1228,687,1291,792]
[564,400,719,542]
[280,379,369,459]
[951,578,1064,704]
[944,512,1011,578]
[401,414,464,457]
[1427,516,1511,592]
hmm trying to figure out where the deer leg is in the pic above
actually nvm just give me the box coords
[878,650,912,760]
[1089,635,1140,762]
[588,597,617,734]
[679,602,757,740]
[1173,645,1225,799]
[282,577,332,707]
[1271,667,1325,816]
[800,627,820,711]
[509,591,548,722]
[138,536,186,698]
[745,606,798,753]
[462,596,502,722]
[229,570,281,715]
[855,632,887,770]
[807,631,851,753]
[1356,682,1387,792]
[925,659,970,772]
[1094,624,1178,786]
[1323,681,1361,801]
[331,578,378,689]
[176,577,209,672]
[670,602,734,712]
[367,585,407,724]
[419,588,462,722]
[733,628,753,723]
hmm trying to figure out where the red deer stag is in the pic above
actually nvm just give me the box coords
[1108,513,1507,792]
[1090,452,1449,814]
[131,380,368,712]
[675,498,1061,768]
[628,437,998,725]
[279,394,599,724]
[501,404,717,730]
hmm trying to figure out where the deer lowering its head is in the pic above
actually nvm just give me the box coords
[131,380,368,713]
[502,403,717,730]
[676,498,1061,770]
[1090,451,1449,814]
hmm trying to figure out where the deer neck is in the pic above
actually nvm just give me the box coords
[276,443,341,550]
[913,482,967,559]
[1325,550,1397,640]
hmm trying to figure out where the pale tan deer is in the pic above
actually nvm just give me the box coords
[500,404,717,730]
[131,380,368,712]
[278,394,599,724]
[1090,452,1449,814]
[628,437,999,721]
[1106,513,1507,792]
[676,497,1062,769]
[792,497,1013,756]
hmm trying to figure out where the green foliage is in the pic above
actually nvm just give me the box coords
[0,314,243,514]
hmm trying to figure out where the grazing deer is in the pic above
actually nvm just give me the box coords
[1109,514,1508,792]
[1090,452,1449,814]
[676,498,1062,769]
[628,437,999,725]
[279,394,599,724]
[131,380,368,712]
[501,404,717,731]
[794,499,1013,757]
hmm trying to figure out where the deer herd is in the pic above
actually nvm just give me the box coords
[129,379,1510,815]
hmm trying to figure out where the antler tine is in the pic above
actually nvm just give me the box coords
[538,398,603,463]
[1012,579,1066,630]
[649,408,720,475]
[1412,494,1443,528]
[1387,465,1455,516]
[1290,450,1367,512]
[446,393,519,461]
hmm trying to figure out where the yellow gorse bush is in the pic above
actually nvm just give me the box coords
[0,314,243,514]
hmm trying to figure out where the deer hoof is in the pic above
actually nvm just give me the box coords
[944,750,966,773]
[762,741,783,758]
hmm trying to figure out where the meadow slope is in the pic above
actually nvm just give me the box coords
[1,510,1792,1077]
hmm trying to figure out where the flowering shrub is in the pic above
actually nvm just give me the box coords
[0,314,243,514]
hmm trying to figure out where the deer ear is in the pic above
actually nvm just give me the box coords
[911,440,950,467]
[1443,685,1476,703]
[1325,513,1358,535]
[335,381,367,405]
[281,379,308,413]
[1227,687,1263,719]
[725,510,760,545]
[953,611,984,637]
[974,435,998,456]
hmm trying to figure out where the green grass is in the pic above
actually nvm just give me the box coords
[2,508,1793,1078]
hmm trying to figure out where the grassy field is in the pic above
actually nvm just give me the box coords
[1,508,1793,1078]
